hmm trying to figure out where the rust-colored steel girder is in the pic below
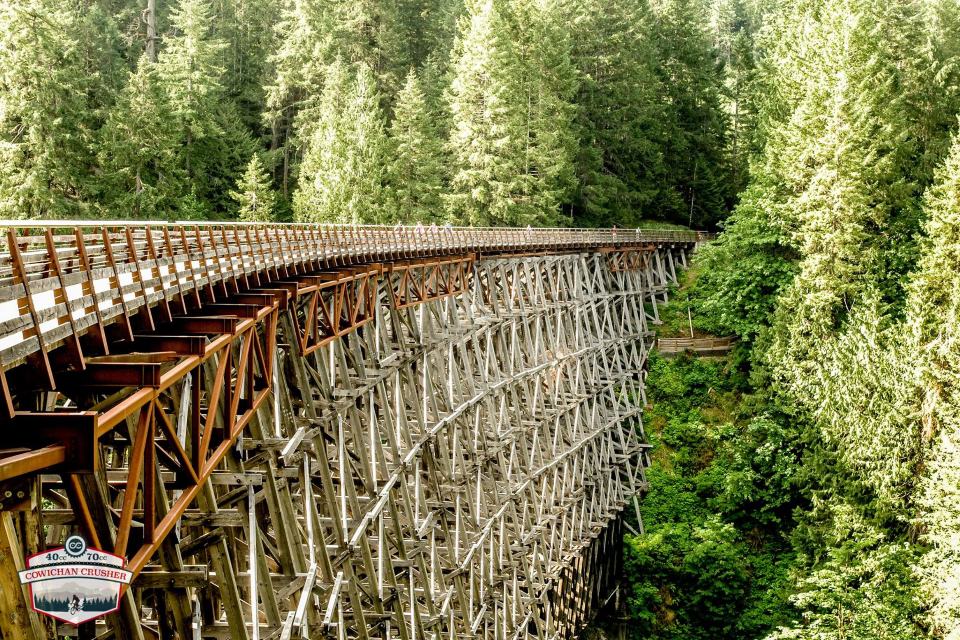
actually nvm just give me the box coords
[386,255,472,311]
[287,265,381,355]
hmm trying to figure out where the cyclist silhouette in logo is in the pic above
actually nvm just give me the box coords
[69,594,82,614]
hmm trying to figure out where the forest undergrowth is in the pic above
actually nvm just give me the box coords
[589,274,802,639]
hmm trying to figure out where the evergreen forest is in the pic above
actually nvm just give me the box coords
[0,0,740,227]
[6,0,960,638]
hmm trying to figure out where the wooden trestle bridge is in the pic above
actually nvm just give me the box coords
[0,224,701,640]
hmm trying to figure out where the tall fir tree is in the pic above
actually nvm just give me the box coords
[690,1,960,635]
[293,59,351,221]
[508,0,579,222]
[568,0,668,226]
[418,51,455,143]
[160,0,229,178]
[651,0,730,227]
[445,0,530,226]
[332,0,410,99]
[907,131,960,638]
[0,0,124,218]
[191,100,259,214]
[726,30,760,193]
[161,0,256,216]
[212,0,283,135]
[231,153,277,221]
[759,0,960,388]
[387,70,447,222]
[708,0,763,194]
[295,61,388,222]
[397,0,463,67]
[264,0,336,198]
[265,0,415,203]
[97,56,186,219]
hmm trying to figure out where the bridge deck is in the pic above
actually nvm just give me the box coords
[0,223,699,371]
[0,223,701,640]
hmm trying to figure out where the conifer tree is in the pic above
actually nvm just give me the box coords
[760,0,960,386]
[160,0,229,177]
[708,0,762,193]
[568,0,668,225]
[295,61,388,223]
[395,0,463,68]
[387,70,446,222]
[445,0,529,226]
[419,51,452,117]
[191,100,259,213]
[161,0,258,217]
[418,51,455,143]
[293,60,351,221]
[265,0,337,196]
[693,2,960,634]
[213,0,282,133]
[179,186,215,220]
[266,0,414,201]
[708,0,752,60]
[907,133,960,637]
[652,0,730,227]
[97,56,186,219]
[333,0,410,98]
[726,30,760,192]
[509,0,579,223]
[231,154,277,221]
[0,0,122,218]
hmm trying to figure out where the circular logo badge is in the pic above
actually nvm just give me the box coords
[64,535,87,557]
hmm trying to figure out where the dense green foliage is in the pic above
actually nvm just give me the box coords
[611,0,960,638]
[611,293,805,639]
[0,0,741,226]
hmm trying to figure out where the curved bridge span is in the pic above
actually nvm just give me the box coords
[0,224,699,640]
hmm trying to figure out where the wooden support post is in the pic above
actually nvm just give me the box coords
[0,512,45,640]
[196,483,251,640]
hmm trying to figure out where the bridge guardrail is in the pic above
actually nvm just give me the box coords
[0,222,704,377]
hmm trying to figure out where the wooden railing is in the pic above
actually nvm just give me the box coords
[656,337,734,352]
[0,222,703,375]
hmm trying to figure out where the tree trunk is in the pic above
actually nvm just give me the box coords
[688,159,698,228]
[135,170,142,220]
[145,0,157,63]
[283,139,290,199]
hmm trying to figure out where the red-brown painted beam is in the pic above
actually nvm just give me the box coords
[169,316,239,335]
[59,362,163,388]
[130,335,208,356]
[0,445,67,481]
[4,412,98,474]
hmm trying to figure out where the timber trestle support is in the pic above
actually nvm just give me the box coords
[0,223,700,640]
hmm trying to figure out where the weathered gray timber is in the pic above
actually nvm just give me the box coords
[0,225,695,640]
[656,337,735,359]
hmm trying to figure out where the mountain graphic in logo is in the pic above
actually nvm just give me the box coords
[18,535,132,625]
